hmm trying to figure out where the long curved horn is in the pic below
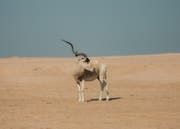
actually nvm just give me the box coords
[61,39,90,62]
[61,39,78,56]
[75,52,88,58]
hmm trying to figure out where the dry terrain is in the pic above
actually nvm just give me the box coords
[0,53,180,129]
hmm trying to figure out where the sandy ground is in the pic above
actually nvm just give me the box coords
[0,53,180,129]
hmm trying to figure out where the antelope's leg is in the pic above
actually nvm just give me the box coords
[77,83,81,102]
[99,86,103,101]
[81,79,85,102]
[99,81,105,101]
[104,80,110,101]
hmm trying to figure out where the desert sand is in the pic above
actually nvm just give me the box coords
[0,53,180,129]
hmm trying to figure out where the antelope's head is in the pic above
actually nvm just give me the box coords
[62,39,90,63]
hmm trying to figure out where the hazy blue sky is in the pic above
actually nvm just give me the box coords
[0,0,180,57]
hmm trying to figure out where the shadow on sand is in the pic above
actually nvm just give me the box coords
[87,97,122,102]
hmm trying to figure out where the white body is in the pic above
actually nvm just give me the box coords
[73,60,110,102]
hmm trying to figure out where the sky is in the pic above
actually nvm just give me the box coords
[0,0,180,57]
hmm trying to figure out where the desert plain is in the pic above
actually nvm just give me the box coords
[0,53,180,129]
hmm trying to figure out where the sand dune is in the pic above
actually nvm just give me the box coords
[0,53,180,129]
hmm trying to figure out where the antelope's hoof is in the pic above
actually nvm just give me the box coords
[106,97,110,101]
[78,100,85,102]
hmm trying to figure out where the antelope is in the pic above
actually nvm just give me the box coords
[62,39,109,102]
